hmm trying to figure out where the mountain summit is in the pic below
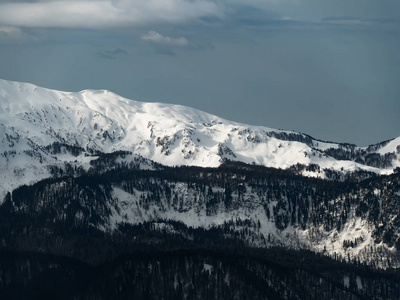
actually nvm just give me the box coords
[0,79,399,197]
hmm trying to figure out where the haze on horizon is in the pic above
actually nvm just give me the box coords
[0,0,399,147]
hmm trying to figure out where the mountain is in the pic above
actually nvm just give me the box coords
[1,79,399,200]
[1,79,400,298]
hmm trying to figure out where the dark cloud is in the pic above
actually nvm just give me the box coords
[153,47,176,56]
[322,16,400,27]
[97,48,127,59]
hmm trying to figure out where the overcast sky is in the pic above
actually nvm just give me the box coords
[0,0,399,146]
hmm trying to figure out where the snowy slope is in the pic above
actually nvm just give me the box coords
[0,79,399,199]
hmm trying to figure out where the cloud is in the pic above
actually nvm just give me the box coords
[321,17,371,26]
[97,47,127,59]
[141,31,188,47]
[0,26,37,44]
[140,31,190,56]
[321,16,400,27]
[0,26,22,35]
[0,0,223,29]
[225,5,300,27]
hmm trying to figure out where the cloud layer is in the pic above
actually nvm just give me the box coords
[1,0,399,30]
[0,0,223,29]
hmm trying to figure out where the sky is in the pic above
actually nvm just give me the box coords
[0,0,399,146]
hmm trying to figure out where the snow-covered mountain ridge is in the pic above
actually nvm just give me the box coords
[1,79,400,271]
[1,79,399,198]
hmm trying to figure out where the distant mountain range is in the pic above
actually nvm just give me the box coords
[0,79,399,298]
